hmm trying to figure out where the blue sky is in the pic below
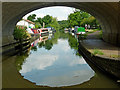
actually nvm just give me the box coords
[23,6,75,21]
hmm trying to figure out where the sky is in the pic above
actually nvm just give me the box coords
[23,6,75,21]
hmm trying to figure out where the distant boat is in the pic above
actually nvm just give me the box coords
[64,28,69,33]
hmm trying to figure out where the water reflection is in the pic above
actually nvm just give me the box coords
[16,31,95,87]
[20,54,58,73]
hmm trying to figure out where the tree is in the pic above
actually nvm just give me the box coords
[13,26,31,40]
[42,15,52,27]
[48,17,60,30]
[68,10,90,27]
[80,16,98,28]
[80,18,89,27]
[80,11,90,19]
[35,22,42,29]
[68,12,80,27]
[27,14,36,22]
[27,14,60,30]
[13,26,31,54]
[36,17,43,26]
[27,14,61,30]
[68,9,100,29]
[58,20,69,30]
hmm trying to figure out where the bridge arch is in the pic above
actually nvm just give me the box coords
[2,2,119,46]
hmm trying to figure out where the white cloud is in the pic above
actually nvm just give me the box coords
[69,57,87,66]
[20,54,58,73]
[57,39,70,52]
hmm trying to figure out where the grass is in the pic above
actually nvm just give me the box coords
[110,54,120,58]
[86,30,95,34]
[86,31,94,34]
[86,29,100,34]
[91,48,104,56]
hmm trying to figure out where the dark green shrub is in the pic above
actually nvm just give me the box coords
[13,25,31,40]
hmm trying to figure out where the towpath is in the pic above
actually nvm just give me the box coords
[80,30,120,60]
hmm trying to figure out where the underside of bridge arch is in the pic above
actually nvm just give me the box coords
[2,2,119,46]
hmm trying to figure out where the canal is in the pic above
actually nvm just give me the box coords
[2,31,120,88]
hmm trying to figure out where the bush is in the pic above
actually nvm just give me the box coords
[13,26,31,40]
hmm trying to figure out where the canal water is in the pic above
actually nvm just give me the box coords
[18,33,94,87]
[2,31,120,88]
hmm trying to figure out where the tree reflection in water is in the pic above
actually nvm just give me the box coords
[15,47,31,71]
[16,31,81,72]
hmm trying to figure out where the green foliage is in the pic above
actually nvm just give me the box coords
[13,26,31,40]
[31,46,37,51]
[68,10,100,29]
[80,11,91,19]
[80,18,89,27]
[80,16,98,28]
[110,55,120,58]
[86,29,98,34]
[38,42,44,48]
[36,17,43,25]
[68,10,90,27]
[68,12,80,27]
[35,22,42,29]
[44,40,53,50]
[48,17,60,31]
[68,35,78,50]
[27,14,60,30]
[91,48,104,56]
[15,52,29,71]
[68,33,81,56]
[59,32,69,39]
[26,9,101,31]
[50,31,60,44]
[58,20,69,30]
[87,16,96,26]
[27,14,36,22]
[42,15,52,26]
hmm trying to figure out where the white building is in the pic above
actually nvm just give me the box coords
[17,19,35,34]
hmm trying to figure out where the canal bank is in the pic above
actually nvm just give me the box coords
[78,31,120,80]
[2,34,39,61]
